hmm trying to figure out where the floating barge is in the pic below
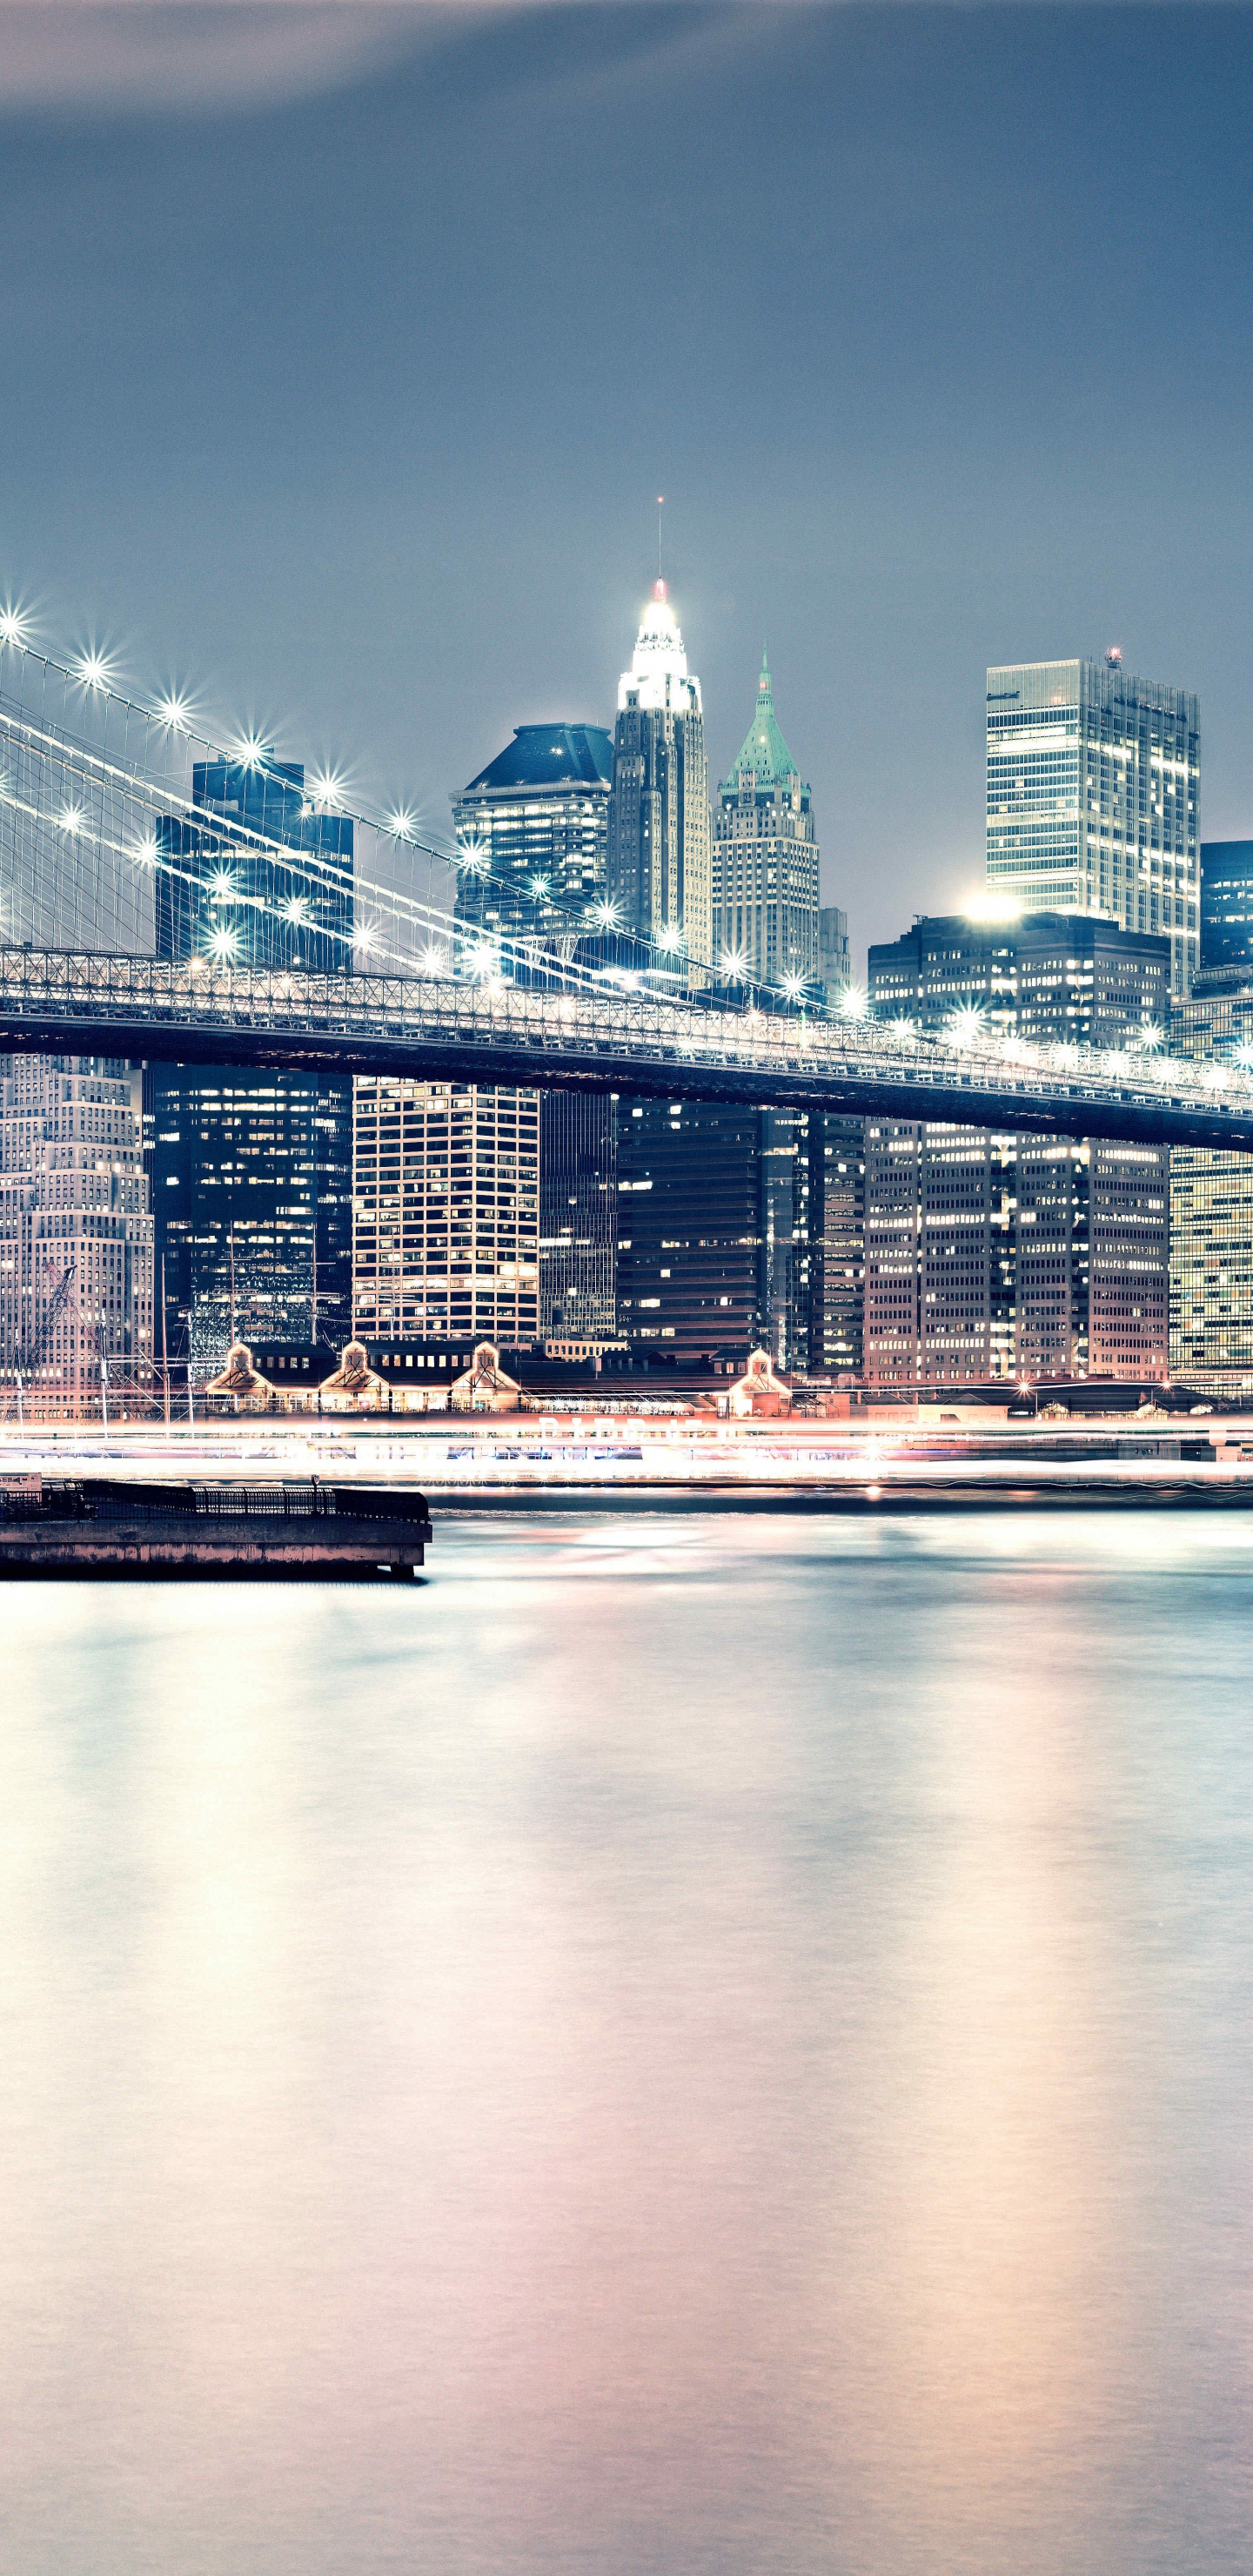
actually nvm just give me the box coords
[0,1476,433,1579]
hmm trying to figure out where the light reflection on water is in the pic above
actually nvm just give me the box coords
[2,1509,1252,2576]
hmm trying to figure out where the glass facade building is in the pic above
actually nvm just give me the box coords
[1200,841,1253,976]
[865,914,1171,1384]
[1169,989,1253,1399]
[149,759,354,1367]
[452,724,613,952]
[986,659,1200,1000]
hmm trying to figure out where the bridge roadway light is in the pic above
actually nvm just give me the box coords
[73,650,114,693]
[155,692,191,734]
[838,984,868,1020]
[720,949,747,982]
[593,899,623,933]
[387,807,417,842]
[207,925,239,962]
[948,1003,986,1047]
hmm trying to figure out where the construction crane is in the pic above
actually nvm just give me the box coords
[13,1258,77,1430]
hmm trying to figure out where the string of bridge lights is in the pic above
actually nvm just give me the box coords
[0,605,1250,1103]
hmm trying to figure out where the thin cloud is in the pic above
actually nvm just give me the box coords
[0,4,472,112]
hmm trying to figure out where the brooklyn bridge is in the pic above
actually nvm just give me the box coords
[0,627,1247,1153]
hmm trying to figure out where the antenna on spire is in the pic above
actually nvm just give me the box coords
[657,496,664,580]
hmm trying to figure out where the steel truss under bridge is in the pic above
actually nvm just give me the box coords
[1,949,1252,1151]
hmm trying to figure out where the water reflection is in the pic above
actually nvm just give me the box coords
[1,1511,1251,2574]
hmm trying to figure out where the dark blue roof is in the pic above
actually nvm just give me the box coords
[464,724,613,795]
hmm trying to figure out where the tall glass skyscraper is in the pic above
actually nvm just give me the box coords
[866,913,1171,1385]
[712,654,818,988]
[1200,840,1253,976]
[450,723,617,1343]
[606,582,710,966]
[986,657,1200,1000]
[148,759,354,1365]
[452,723,613,952]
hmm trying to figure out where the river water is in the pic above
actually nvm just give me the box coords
[3,1507,1252,2575]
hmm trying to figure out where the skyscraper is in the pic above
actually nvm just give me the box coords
[865,913,1171,1384]
[1169,987,1253,1401]
[451,723,617,1341]
[606,581,710,965]
[149,758,354,1364]
[1200,840,1253,977]
[711,655,818,989]
[0,1055,152,1416]
[352,1078,539,1347]
[452,723,613,952]
[986,657,1199,1000]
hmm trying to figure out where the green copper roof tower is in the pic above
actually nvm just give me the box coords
[723,651,808,797]
[712,654,818,990]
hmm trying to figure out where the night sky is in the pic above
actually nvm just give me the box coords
[3,3,1252,960]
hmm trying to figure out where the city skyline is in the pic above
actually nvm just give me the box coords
[4,4,1253,959]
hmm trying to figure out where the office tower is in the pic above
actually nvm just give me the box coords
[712,655,818,987]
[606,581,710,965]
[156,756,353,969]
[1200,841,1253,977]
[352,1078,539,1348]
[817,908,851,1007]
[149,758,354,1365]
[616,1098,808,1370]
[451,726,616,1340]
[539,1091,618,1342]
[986,657,1200,1000]
[0,1055,152,1415]
[1169,988,1253,1399]
[452,724,613,953]
[807,1117,866,1375]
[865,913,1170,1384]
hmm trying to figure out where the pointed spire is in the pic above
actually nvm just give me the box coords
[722,654,806,794]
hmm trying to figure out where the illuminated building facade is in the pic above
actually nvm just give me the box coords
[865,913,1170,1383]
[807,1117,866,1376]
[452,724,613,951]
[0,1054,152,1414]
[149,758,354,1366]
[1200,841,1253,976]
[818,907,851,1005]
[711,655,819,988]
[539,1090,618,1341]
[352,1078,540,1347]
[986,658,1200,1000]
[616,1098,810,1371]
[452,727,616,1339]
[606,582,711,966]
[1169,987,1253,1399]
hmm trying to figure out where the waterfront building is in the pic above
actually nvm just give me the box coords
[865,913,1170,1384]
[616,1098,810,1372]
[452,722,613,953]
[1169,984,1253,1399]
[818,908,851,1007]
[807,1117,866,1376]
[150,757,354,1366]
[1200,841,1253,976]
[452,726,617,1342]
[711,655,818,988]
[606,582,711,966]
[986,657,1200,1000]
[352,1077,539,1348]
[539,1090,618,1341]
[0,1054,152,1415]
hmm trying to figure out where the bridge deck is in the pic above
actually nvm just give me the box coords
[0,949,1247,1150]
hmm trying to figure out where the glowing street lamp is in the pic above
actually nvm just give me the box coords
[0,606,30,648]
[207,924,239,963]
[74,650,114,692]
[838,984,868,1021]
